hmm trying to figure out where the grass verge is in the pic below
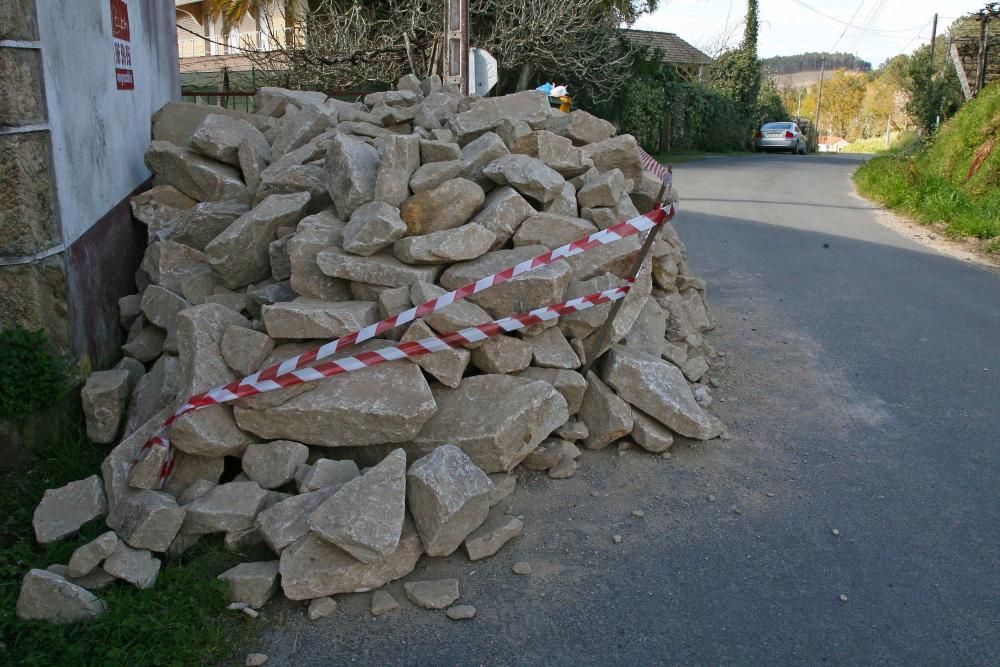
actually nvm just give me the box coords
[0,419,255,666]
[854,83,1000,247]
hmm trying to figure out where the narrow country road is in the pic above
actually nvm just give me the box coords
[252,153,1000,665]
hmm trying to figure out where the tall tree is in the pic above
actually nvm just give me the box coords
[707,0,763,145]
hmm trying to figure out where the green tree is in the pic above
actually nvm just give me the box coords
[903,39,964,134]
[707,0,763,146]
[820,69,867,138]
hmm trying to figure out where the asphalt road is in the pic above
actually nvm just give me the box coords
[250,153,1000,666]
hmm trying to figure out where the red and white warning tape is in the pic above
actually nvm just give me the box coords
[136,202,675,486]
[638,147,672,189]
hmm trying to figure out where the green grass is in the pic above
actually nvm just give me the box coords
[0,419,255,666]
[854,82,1000,246]
[841,131,921,155]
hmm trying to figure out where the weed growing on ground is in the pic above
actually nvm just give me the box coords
[0,422,255,666]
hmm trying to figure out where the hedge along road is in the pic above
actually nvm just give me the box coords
[250,152,1000,665]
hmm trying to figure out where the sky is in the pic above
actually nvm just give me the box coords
[633,0,987,67]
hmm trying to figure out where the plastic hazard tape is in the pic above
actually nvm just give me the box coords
[135,203,675,486]
[638,147,672,189]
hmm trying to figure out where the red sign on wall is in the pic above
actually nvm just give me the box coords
[111,0,134,90]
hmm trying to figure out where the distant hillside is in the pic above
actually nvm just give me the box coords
[763,52,871,75]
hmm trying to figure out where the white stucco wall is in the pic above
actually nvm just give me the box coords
[36,0,178,245]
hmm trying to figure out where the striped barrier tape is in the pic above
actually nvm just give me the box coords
[134,201,675,487]
[639,147,672,189]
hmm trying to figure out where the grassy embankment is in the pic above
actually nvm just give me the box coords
[854,82,1000,252]
[0,419,256,666]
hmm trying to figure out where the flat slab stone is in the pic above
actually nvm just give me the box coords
[601,346,723,440]
[145,140,246,202]
[182,482,268,535]
[392,223,495,264]
[371,590,399,616]
[279,518,422,600]
[218,561,280,608]
[33,476,107,544]
[464,514,524,561]
[403,579,460,609]
[16,569,106,624]
[580,371,633,450]
[68,531,119,578]
[308,450,407,563]
[262,299,379,339]
[316,246,441,288]
[254,485,343,553]
[103,542,160,589]
[406,445,492,557]
[411,375,568,473]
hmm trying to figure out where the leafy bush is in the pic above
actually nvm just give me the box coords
[0,329,71,422]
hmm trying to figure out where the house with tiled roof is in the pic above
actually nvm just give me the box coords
[620,28,713,80]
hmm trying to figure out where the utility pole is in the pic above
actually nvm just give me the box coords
[797,87,803,116]
[814,56,826,140]
[886,114,892,149]
[929,13,938,63]
[443,0,469,92]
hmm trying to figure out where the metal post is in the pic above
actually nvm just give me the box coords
[886,114,891,149]
[581,184,667,376]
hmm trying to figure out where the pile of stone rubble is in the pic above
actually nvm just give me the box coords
[17,76,723,624]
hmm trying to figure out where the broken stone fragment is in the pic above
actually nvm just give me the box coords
[262,298,379,339]
[279,517,422,600]
[342,201,408,256]
[316,246,441,288]
[370,589,399,616]
[145,140,247,202]
[403,579,460,609]
[459,131,510,186]
[308,449,407,563]
[523,325,580,370]
[170,405,251,458]
[482,154,565,204]
[469,186,534,248]
[547,108,615,146]
[130,185,197,238]
[420,139,461,163]
[512,213,596,250]
[464,514,523,561]
[242,441,310,490]
[470,335,533,374]
[108,489,185,552]
[272,105,329,158]
[300,458,360,492]
[190,114,270,166]
[400,319,470,388]
[235,357,436,448]
[411,375,568,473]
[218,561,280,609]
[373,134,420,207]
[630,408,675,453]
[326,132,380,219]
[67,531,119,578]
[16,569,106,624]
[555,420,589,441]
[81,370,133,444]
[33,476,107,544]
[548,454,578,479]
[601,346,722,440]
[487,474,517,506]
[102,542,160,589]
[510,130,593,178]
[205,192,311,289]
[439,245,572,319]
[46,563,117,591]
[406,444,493,556]
[141,240,209,296]
[409,282,492,340]
[580,371,633,450]
[623,298,667,359]
[409,159,463,194]
[221,325,275,377]
[288,211,352,301]
[308,596,338,620]
[399,178,485,236]
[581,134,643,182]
[447,604,476,620]
[254,485,343,553]
[182,481,268,535]
[577,168,627,209]
[511,368,587,415]
[392,223,495,264]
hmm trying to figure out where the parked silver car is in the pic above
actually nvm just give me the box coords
[754,122,808,154]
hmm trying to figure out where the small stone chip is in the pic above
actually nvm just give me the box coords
[708,495,716,502]
[307,596,337,620]
[512,562,532,575]
[246,654,268,666]
[832,529,840,536]
[371,590,400,616]
[446,604,476,620]
[661,452,672,459]
[631,510,645,518]
[839,594,848,603]
[612,535,622,544]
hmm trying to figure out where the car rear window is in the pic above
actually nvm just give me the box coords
[762,123,793,130]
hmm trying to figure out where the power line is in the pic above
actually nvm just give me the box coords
[792,0,928,34]
[830,0,866,52]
